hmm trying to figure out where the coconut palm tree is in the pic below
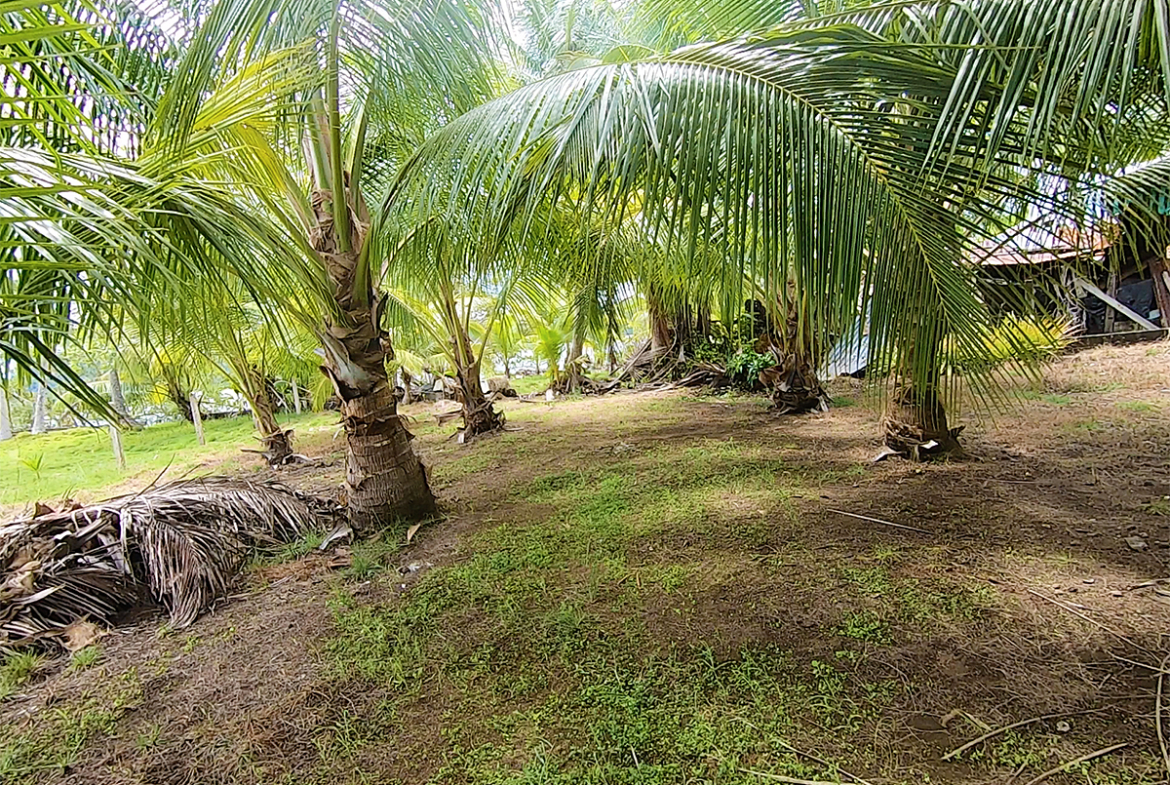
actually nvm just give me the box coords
[387,0,1170,456]
[3,0,501,527]
[141,0,503,525]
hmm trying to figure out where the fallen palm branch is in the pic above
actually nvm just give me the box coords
[1,478,341,652]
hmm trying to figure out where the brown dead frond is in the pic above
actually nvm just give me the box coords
[1,478,341,652]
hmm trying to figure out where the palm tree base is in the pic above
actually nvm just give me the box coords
[761,355,830,415]
[882,385,964,460]
[461,400,505,439]
[261,429,295,465]
[342,384,437,531]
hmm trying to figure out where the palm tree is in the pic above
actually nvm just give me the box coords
[387,0,1170,456]
[3,0,500,528]
[143,0,504,525]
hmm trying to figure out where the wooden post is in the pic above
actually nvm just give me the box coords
[0,388,11,441]
[1073,274,1159,331]
[1149,253,1170,326]
[190,391,206,446]
[1103,272,1118,333]
[291,381,302,414]
[110,426,126,469]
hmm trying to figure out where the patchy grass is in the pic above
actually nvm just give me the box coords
[0,652,44,700]
[0,667,143,783]
[67,647,101,672]
[6,343,1170,785]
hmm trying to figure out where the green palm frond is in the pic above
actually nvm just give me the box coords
[389,24,1063,409]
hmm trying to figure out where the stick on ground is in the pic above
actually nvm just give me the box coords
[1020,742,1127,785]
[825,509,931,535]
[1158,653,1170,781]
[740,770,849,785]
[770,739,876,785]
[1025,589,1151,654]
[942,710,1105,762]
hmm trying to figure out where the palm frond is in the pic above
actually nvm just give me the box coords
[1,478,341,650]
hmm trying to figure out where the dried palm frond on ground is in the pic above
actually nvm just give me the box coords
[0,478,341,653]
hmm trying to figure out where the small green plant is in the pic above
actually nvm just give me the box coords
[344,536,399,580]
[1143,497,1170,516]
[0,651,44,700]
[837,612,892,644]
[181,635,200,653]
[726,348,775,385]
[18,452,45,481]
[135,723,162,751]
[269,530,326,562]
[68,646,101,671]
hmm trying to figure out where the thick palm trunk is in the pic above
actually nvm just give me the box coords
[883,321,962,459]
[312,192,435,530]
[649,301,673,354]
[883,384,963,459]
[760,353,830,414]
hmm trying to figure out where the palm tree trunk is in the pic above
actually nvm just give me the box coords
[31,385,47,434]
[400,370,414,405]
[291,381,303,414]
[440,286,503,437]
[0,388,11,440]
[883,384,962,458]
[882,325,962,459]
[109,367,127,415]
[456,356,503,437]
[648,295,673,355]
[565,332,585,392]
[244,366,293,465]
[190,391,206,445]
[163,368,194,422]
[761,352,830,414]
[312,198,436,530]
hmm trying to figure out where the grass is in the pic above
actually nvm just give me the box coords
[68,646,101,672]
[8,372,1169,785]
[0,667,143,783]
[308,428,1000,785]
[0,652,44,700]
[508,374,550,395]
[0,411,339,508]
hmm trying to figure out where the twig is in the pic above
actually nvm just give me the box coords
[942,710,1106,761]
[1158,653,1170,781]
[770,739,877,785]
[825,509,931,535]
[1112,654,1170,675]
[740,769,847,785]
[1020,742,1127,785]
[1025,589,1152,654]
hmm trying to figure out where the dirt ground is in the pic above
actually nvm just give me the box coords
[3,341,1169,785]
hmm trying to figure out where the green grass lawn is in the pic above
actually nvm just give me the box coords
[0,411,338,509]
